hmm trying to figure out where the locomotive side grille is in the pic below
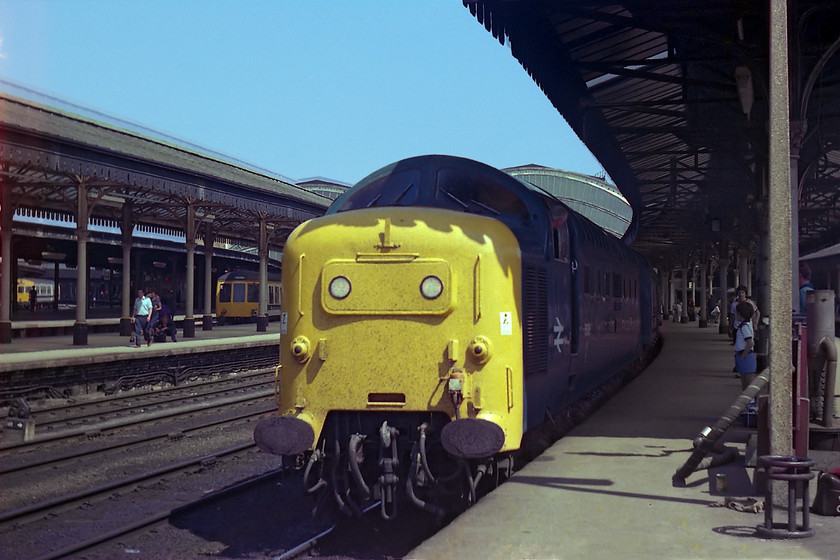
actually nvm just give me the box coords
[523,264,548,376]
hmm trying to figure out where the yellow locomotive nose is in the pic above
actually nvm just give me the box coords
[291,336,312,363]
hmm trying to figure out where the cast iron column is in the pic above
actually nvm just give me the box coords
[256,217,268,332]
[202,225,213,331]
[0,184,13,343]
[718,245,729,335]
[769,0,794,468]
[119,203,133,336]
[183,203,196,338]
[699,257,708,328]
[680,261,689,323]
[73,182,89,345]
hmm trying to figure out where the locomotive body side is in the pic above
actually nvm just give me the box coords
[276,206,525,456]
[566,212,644,398]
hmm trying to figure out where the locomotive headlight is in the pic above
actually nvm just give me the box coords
[290,336,312,363]
[420,275,443,299]
[328,276,351,299]
[468,336,493,364]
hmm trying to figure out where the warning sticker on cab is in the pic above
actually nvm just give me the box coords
[500,312,512,335]
[281,312,288,334]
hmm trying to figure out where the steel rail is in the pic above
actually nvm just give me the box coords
[0,442,256,525]
[0,388,275,450]
[0,405,275,475]
[26,458,287,560]
[27,377,273,431]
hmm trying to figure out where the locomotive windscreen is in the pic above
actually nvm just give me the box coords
[330,155,542,243]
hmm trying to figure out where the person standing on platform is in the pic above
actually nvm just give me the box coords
[28,285,37,312]
[733,301,756,389]
[799,262,815,312]
[728,286,759,343]
[133,289,152,348]
[148,290,162,331]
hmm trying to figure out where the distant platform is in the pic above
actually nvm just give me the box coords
[0,322,279,373]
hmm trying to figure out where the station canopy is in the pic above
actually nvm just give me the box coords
[465,1,840,264]
[0,87,330,253]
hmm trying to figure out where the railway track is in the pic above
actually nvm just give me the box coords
[2,444,281,560]
[1,352,657,559]
[0,361,291,559]
[20,368,273,430]
[1,371,275,451]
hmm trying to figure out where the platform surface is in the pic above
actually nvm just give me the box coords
[408,321,840,560]
[0,322,280,372]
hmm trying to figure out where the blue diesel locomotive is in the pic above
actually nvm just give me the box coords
[255,155,660,519]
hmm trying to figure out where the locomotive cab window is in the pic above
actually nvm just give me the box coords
[550,205,569,262]
[331,167,422,212]
[233,283,246,303]
[218,283,232,302]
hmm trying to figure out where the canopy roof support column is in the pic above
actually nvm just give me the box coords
[691,263,697,316]
[0,184,13,343]
[680,260,689,323]
[203,225,213,331]
[183,203,196,339]
[699,255,708,328]
[768,0,794,470]
[119,203,133,336]
[73,182,89,346]
[739,253,750,293]
[256,217,268,333]
[719,245,729,335]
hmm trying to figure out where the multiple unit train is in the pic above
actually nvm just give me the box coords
[215,269,281,324]
[254,155,660,519]
[16,278,55,309]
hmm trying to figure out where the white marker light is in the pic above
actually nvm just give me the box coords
[329,276,351,299]
[420,275,443,299]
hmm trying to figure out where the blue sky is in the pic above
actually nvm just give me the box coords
[0,0,603,186]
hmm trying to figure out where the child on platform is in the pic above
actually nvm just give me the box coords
[733,301,756,390]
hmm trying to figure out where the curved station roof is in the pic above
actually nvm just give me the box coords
[465,1,840,265]
[504,164,632,238]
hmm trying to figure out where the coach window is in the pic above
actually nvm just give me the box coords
[247,283,260,303]
[219,283,232,302]
[584,265,591,294]
[613,273,622,299]
[233,283,246,303]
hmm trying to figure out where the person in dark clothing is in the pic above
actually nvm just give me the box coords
[152,313,177,343]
